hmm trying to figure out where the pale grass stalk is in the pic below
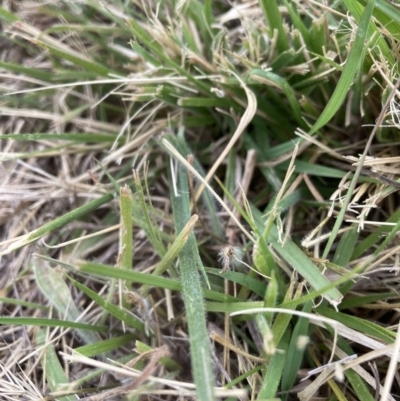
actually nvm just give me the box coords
[332,344,396,401]
[230,308,339,364]
[300,343,399,401]
[194,71,257,202]
[311,320,400,362]
[302,226,353,249]
[162,139,256,243]
[42,224,121,249]
[59,352,247,398]
[7,75,221,96]
[345,220,400,226]
[110,99,158,152]
[209,331,267,363]
[103,122,164,164]
[0,106,119,132]
[295,128,343,160]
[364,244,400,273]
[0,361,42,400]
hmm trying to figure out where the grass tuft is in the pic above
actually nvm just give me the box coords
[2,1,400,400]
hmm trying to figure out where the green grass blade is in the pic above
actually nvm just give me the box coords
[317,306,396,343]
[170,148,216,401]
[281,301,312,396]
[164,132,223,239]
[270,231,343,307]
[127,19,211,94]
[66,276,145,331]
[0,316,109,332]
[206,268,266,298]
[1,193,113,255]
[0,6,19,23]
[77,261,235,303]
[352,208,400,259]
[357,0,400,40]
[249,69,306,128]
[37,329,78,401]
[74,334,136,358]
[151,215,198,278]
[338,292,396,310]
[35,261,102,346]
[344,0,394,65]
[332,225,359,267]
[259,0,289,53]
[337,338,376,401]
[271,280,297,347]
[308,0,376,135]
[0,297,48,311]
[133,171,166,257]
[264,271,279,325]
[257,329,290,400]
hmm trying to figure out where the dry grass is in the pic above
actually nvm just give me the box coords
[1,0,400,400]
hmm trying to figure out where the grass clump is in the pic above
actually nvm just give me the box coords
[1,0,400,400]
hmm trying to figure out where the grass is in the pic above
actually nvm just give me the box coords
[1,0,400,400]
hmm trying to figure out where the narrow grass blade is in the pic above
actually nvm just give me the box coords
[264,271,278,325]
[0,317,108,332]
[257,329,290,400]
[366,0,400,40]
[177,97,231,107]
[165,132,223,239]
[0,297,48,311]
[271,279,297,347]
[338,292,396,310]
[344,0,394,64]
[133,171,166,257]
[0,6,19,23]
[249,69,305,128]
[332,225,359,267]
[119,185,133,271]
[206,301,264,314]
[66,276,145,331]
[281,301,312,397]
[127,19,211,94]
[0,193,113,255]
[337,339,375,401]
[308,0,376,135]
[259,0,289,53]
[74,334,136,358]
[170,154,216,401]
[206,268,266,298]
[317,306,396,343]
[77,260,235,303]
[37,329,78,401]
[352,208,400,259]
[151,215,198,277]
[270,230,343,307]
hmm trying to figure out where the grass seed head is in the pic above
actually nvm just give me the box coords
[218,246,244,273]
